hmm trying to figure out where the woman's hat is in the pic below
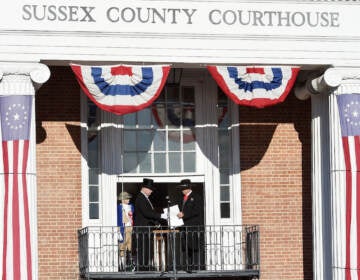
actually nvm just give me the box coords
[142,178,156,191]
[118,191,132,201]
[177,179,192,190]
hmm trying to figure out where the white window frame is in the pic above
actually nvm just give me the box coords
[80,69,242,228]
[81,92,102,227]
[121,84,200,175]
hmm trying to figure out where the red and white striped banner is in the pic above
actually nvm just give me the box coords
[1,95,33,280]
[337,93,360,280]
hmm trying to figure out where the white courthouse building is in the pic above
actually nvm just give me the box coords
[0,1,360,279]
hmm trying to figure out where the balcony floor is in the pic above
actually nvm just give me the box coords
[82,269,260,279]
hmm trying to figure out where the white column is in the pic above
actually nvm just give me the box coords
[297,67,360,280]
[0,62,50,280]
[311,92,332,280]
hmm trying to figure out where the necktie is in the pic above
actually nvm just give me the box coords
[183,195,188,202]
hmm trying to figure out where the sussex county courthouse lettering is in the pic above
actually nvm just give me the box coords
[0,1,360,280]
[21,5,340,28]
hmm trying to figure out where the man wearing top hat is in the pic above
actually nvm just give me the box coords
[176,179,204,271]
[134,178,164,270]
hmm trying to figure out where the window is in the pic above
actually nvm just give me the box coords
[217,89,231,219]
[123,85,196,173]
[87,100,100,219]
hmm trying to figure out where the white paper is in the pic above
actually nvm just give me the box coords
[163,205,184,228]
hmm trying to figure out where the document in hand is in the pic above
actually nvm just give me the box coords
[163,205,184,228]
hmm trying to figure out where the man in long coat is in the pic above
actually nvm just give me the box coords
[134,178,163,270]
[176,179,204,271]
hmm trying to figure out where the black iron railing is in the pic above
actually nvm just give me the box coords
[78,225,259,279]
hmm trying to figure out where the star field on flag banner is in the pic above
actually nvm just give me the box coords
[337,93,360,280]
[70,64,171,115]
[0,95,33,280]
[207,66,299,108]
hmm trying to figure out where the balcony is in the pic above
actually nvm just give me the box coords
[78,225,260,279]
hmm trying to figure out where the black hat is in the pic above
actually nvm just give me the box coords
[177,179,192,191]
[142,178,156,191]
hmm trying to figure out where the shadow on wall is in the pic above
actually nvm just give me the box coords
[36,120,47,144]
[294,101,313,280]
[239,92,311,172]
[35,65,80,144]
[65,123,82,153]
[239,124,278,171]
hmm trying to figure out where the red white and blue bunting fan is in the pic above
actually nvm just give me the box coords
[70,63,171,115]
[207,66,300,108]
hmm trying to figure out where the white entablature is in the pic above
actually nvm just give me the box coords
[0,0,359,66]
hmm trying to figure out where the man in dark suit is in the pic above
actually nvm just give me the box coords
[176,179,204,271]
[134,178,164,271]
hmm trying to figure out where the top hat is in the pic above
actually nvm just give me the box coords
[142,178,156,191]
[118,191,132,201]
[177,179,192,191]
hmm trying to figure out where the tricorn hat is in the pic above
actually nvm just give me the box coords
[142,178,156,191]
[118,191,132,201]
[177,179,192,190]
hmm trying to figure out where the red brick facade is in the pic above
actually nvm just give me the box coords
[36,66,82,279]
[240,95,312,279]
[35,66,312,279]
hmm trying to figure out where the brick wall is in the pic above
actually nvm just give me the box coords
[240,93,312,280]
[36,66,82,280]
[34,66,312,279]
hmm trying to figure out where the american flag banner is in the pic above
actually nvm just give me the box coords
[70,64,171,115]
[0,95,33,280]
[337,93,360,280]
[207,66,299,108]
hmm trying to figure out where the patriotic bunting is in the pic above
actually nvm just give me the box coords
[207,66,299,108]
[0,95,33,280]
[70,64,171,115]
[337,93,360,280]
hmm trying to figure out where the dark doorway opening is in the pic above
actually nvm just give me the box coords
[117,181,206,271]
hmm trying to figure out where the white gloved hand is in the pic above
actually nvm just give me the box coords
[161,213,167,219]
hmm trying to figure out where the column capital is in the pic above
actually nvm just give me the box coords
[295,67,360,100]
[0,62,50,94]
[0,62,50,84]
